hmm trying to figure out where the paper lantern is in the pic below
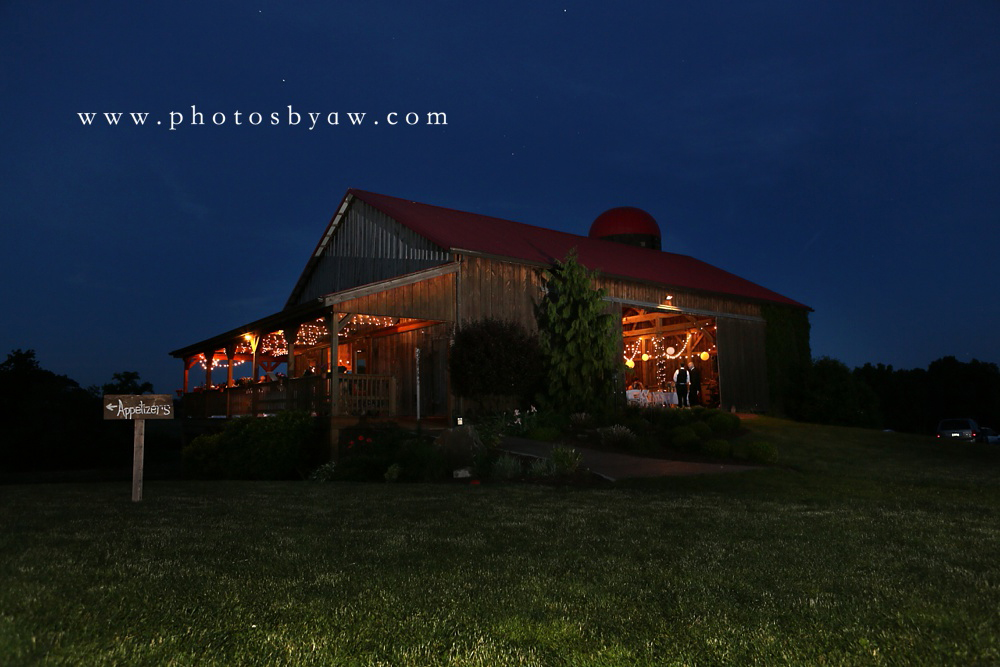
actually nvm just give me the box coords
[700,351,710,361]
[641,353,650,362]
[666,346,676,356]
[625,359,635,368]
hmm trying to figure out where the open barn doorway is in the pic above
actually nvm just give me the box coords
[620,307,720,408]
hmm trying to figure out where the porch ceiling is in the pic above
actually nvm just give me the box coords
[169,299,328,360]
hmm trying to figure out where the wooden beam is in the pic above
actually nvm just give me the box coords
[322,262,460,307]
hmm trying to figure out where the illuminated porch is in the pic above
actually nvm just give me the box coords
[172,309,448,420]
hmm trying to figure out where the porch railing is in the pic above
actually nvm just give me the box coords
[182,374,397,418]
[336,374,397,417]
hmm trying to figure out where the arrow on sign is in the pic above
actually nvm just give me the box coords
[106,402,118,411]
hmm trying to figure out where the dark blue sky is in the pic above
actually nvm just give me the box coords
[2,1,998,394]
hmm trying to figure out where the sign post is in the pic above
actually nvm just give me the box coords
[103,394,174,501]
[415,348,421,422]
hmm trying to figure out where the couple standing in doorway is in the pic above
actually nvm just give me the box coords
[673,362,700,408]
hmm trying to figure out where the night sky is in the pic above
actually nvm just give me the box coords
[2,1,998,395]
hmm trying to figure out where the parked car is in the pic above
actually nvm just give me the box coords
[936,418,981,442]
[980,427,1000,445]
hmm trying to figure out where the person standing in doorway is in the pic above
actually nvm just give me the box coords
[687,361,701,407]
[673,365,689,407]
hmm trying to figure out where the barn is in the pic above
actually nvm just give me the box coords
[170,188,811,423]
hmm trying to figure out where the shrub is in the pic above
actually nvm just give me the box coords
[475,414,509,449]
[309,461,337,482]
[450,319,544,411]
[491,454,523,480]
[700,439,732,458]
[528,458,553,477]
[384,463,402,483]
[472,445,497,479]
[670,425,699,451]
[622,415,652,436]
[433,425,483,471]
[598,425,637,448]
[338,425,441,482]
[394,437,446,482]
[691,421,713,441]
[236,411,319,479]
[707,411,741,435]
[182,412,319,480]
[645,407,686,431]
[182,432,225,479]
[747,440,779,464]
[550,445,583,476]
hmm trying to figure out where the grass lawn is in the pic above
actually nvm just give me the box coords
[1,418,999,666]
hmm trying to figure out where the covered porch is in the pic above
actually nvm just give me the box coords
[171,265,460,421]
[172,308,452,421]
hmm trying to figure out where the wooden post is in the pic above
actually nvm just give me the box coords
[328,313,351,462]
[104,395,172,502]
[132,418,145,502]
[248,333,260,416]
[283,327,297,378]
[224,344,236,418]
[250,333,260,382]
[204,351,213,389]
[225,344,236,387]
[284,327,297,412]
[183,356,194,394]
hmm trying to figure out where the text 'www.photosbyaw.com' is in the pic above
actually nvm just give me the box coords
[76,105,449,131]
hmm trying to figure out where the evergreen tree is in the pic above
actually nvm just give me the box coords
[536,251,619,414]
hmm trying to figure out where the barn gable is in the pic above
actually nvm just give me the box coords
[287,195,451,307]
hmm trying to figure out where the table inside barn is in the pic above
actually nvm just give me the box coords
[626,389,678,407]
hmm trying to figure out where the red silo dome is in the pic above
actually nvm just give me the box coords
[589,207,661,250]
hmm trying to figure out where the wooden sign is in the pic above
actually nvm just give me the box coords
[103,394,174,502]
[103,394,174,420]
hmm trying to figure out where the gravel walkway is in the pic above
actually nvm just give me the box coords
[501,436,758,482]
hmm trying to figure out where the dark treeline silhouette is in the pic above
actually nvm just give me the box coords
[855,356,1000,433]
[0,349,162,473]
[788,355,1000,433]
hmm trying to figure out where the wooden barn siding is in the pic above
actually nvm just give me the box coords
[370,323,451,416]
[296,200,451,304]
[329,273,456,322]
[593,277,762,318]
[458,257,543,329]
[458,256,771,410]
[457,257,763,327]
[716,317,770,413]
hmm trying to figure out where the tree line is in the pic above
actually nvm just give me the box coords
[785,355,1000,433]
[0,349,160,472]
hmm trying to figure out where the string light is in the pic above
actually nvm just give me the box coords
[197,357,246,370]
[226,315,413,361]
[339,314,398,338]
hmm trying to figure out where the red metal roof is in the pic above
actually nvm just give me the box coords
[348,189,809,309]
